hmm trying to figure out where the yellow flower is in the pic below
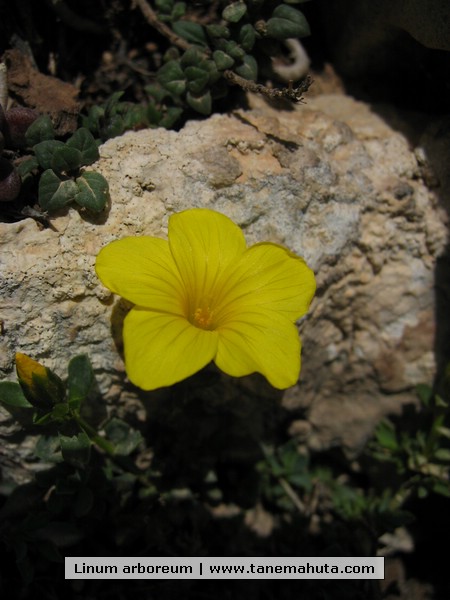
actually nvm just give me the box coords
[95,208,316,390]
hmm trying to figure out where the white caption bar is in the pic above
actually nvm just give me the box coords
[65,557,384,580]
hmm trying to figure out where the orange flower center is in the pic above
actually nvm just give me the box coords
[191,306,215,330]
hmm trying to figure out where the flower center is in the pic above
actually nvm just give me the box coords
[192,306,215,330]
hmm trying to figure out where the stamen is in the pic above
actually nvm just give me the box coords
[192,306,214,330]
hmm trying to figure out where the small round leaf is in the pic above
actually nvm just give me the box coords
[33,140,65,170]
[239,24,256,51]
[38,169,78,211]
[235,55,258,81]
[213,50,235,70]
[51,146,83,174]
[66,128,100,166]
[74,172,109,212]
[172,20,207,46]
[186,90,212,115]
[222,1,247,23]
[25,115,55,146]
[0,382,32,408]
[185,66,210,94]
[266,6,310,40]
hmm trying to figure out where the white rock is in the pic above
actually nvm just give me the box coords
[0,93,447,471]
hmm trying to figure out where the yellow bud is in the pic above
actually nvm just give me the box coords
[15,352,64,408]
[15,352,48,387]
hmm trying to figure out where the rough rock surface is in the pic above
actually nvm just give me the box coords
[1,93,448,478]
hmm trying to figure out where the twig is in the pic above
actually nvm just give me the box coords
[278,477,307,513]
[224,70,313,103]
[133,0,192,52]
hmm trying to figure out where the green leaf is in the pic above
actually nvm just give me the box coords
[38,169,78,211]
[34,435,63,462]
[81,105,105,138]
[66,128,100,166]
[416,383,433,407]
[145,83,169,103]
[159,107,183,129]
[155,0,173,12]
[122,104,149,130]
[185,66,210,94]
[164,79,186,96]
[235,54,258,81]
[213,50,235,70]
[435,394,448,408]
[33,140,66,170]
[206,24,230,39]
[0,381,33,408]
[49,402,70,420]
[67,355,95,410]
[101,114,126,142]
[186,90,212,115]
[432,480,450,497]
[104,418,143,456]
[17,156,39,178]
[239,24,256,51]
[172,20,207,46]
[434,448,450,462]
[104,91,125,117]
[59,432,91,469]
[202,59,221,84]
[146,102,163,125]
[417,485,429,498]
[180,46,206,68]
[51,146,83,174]
[74,172,109,212]
[222,1,247,23]
[436,426,450,440]
[224,40,246,61]
[266,5,310,40]
[171,1,186,20]
[26,115,55,146]
[374,420,398,451]
[157,60,186,96]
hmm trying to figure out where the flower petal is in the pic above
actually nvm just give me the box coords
[215,242,316,324]
[168,209,247,313]
[96,237,184,314]
[123,308,218,390]
[215,310,301,389]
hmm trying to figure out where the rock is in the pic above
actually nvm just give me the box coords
[0,93,448,480]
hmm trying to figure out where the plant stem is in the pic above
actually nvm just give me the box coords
[133,0,192,52]
[278,476,307,513]
[224,70,313,103]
